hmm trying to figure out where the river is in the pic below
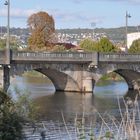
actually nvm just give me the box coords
[8,75,138,140]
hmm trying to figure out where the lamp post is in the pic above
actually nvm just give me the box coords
[4,0,10,64]
[125,11,131,52]
[91,22,96,40]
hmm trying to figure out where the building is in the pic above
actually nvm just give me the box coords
[127,32,140,48]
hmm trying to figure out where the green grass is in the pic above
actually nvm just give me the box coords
[96,72,125,86]
[23,71,45,77]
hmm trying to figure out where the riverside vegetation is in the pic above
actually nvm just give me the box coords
[0,88,39,140]
[96,72,124,86]
[1,80,140,139]
[0,90,24,140]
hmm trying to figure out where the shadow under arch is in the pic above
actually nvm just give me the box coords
[94,67,140,92]
[115,69,140,91]
[36,68,81,92]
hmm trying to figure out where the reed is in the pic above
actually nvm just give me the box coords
[59,95,140,140]
[13,88,140,140]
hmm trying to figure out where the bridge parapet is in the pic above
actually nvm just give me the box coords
[1,50,140,65]
[11,51,98,64]
[99,53,140,62]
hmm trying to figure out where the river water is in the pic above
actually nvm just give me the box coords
[9,75,138,140]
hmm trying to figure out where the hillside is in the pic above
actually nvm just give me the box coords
[0,26,139,43]
[57,26,139,42]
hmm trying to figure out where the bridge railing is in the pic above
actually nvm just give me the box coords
[99,53,140,62]
[12,51,98,64]
[2,50,140,65]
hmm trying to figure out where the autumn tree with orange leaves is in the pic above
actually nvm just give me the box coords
[27,11,55,51]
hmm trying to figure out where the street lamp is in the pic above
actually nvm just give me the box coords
[91,22,96,40]
[4,0,10,64]
[125,11,131,52]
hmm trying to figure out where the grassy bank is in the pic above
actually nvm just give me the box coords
[96,72,124,86]
[23,70,45,78]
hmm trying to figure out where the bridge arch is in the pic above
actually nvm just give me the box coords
[36,68,80,92]
[3,68,80,93]
[115,69,140,91]
[7,63,95,93]
[93,64,140,92]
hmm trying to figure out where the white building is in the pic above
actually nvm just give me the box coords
[127,32,140,48]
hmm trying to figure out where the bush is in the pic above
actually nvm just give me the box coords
[0,91,24,140]
[0,86,40,139]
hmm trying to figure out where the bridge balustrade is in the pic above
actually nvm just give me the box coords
[99,53,140,62]
[1,50,140,65]
[11,51,97,63]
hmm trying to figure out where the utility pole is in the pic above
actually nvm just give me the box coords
[4,0,10,64]
[3,0,10,92]
[91,22,96,40]
[125,11,131,52]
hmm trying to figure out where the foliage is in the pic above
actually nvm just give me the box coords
[23,70,46,77]
[10,86,39,121]
[27,11,55,51]
[0,38,20,50]
[0,87,39,140]
[79,37,118,53]
[79,38,98,52]
[100,72,123,81]
[0,39,6,50]
[0,90,23,140]
[52,45,67,52]
[96,72,124,86]
[97,37,118,52]
[128,38,140,53]
[51,44,77,52]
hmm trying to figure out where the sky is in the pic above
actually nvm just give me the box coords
[0,0,140,29]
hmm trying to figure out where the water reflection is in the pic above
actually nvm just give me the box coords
[9,76,140,139]
[9,76,131,121]
[33,92,96,120]
[94,81,128,97]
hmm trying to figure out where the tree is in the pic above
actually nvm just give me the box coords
[0,37,20,50]
[79,38,98,52]
[52,45,67,52]
[97,37,118,52]
[0,39,6,50]
[27,11,55,51]
[79,38,118,53]
[128,38,140,53]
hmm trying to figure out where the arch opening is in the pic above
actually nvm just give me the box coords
[36,68,81,92]
[115,69,140,91]
[8,70,55,99]
[94,71,128,96]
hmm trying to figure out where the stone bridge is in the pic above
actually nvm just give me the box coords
[1,50,140,93]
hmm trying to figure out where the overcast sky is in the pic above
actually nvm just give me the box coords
[0,0,139,29]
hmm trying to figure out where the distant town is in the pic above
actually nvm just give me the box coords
[0,26,140,51]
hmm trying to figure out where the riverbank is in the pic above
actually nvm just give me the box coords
[96,72,124,86]
[23,71,46,78]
